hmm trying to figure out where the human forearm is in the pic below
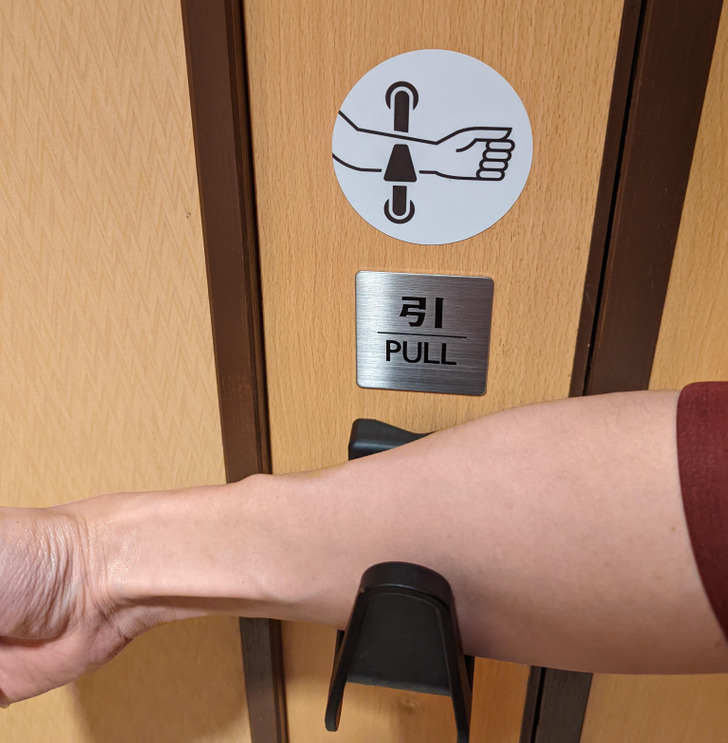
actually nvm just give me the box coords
[80,391,728,674]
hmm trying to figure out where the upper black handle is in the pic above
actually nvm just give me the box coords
[347,418,430,460]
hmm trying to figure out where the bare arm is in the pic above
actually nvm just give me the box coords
[1,390,726,706]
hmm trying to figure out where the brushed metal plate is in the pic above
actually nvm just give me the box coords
[356,271,493,395]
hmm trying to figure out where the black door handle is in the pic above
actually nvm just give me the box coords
[326,419,474,742]
[347,418,430,460]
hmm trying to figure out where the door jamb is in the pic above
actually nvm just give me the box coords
[180,1,288,741]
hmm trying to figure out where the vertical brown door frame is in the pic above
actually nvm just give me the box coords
[522,0,724,741]
[180,0,722,741]
[181,1,288,742]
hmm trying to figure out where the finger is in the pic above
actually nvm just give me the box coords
[477,168,506,181]
[479,158,508,171]
[477,127,511,140]
[482,149,512,162]
[487,139,515,152]
[0,640,73,705]
[454,129,512,152]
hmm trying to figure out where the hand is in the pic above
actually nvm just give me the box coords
[332,113,516,182]
[0,506,131,706]
[420,127,515,181]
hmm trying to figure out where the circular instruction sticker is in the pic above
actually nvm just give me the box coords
[332,50,532,245]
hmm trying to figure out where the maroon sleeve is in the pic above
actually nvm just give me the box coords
[677,382,728,639]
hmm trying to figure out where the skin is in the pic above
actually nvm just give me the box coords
[1,391,726,707]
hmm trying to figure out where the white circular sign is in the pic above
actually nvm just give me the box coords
[332,50,532,245]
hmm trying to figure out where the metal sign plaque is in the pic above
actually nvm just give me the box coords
[356,271,493,395]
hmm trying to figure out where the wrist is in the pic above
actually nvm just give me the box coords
[59,490,168,639]
[63,474,303,637]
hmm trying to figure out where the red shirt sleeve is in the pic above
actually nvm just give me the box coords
[677,382,728,640]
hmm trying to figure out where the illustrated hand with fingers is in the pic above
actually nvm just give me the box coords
[420,127,515,181]
[332,114,516,182]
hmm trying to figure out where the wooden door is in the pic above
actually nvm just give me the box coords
[243,1,624,740]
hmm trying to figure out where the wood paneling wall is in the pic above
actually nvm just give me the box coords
[0,2,249,740]
[581,5,728,741]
